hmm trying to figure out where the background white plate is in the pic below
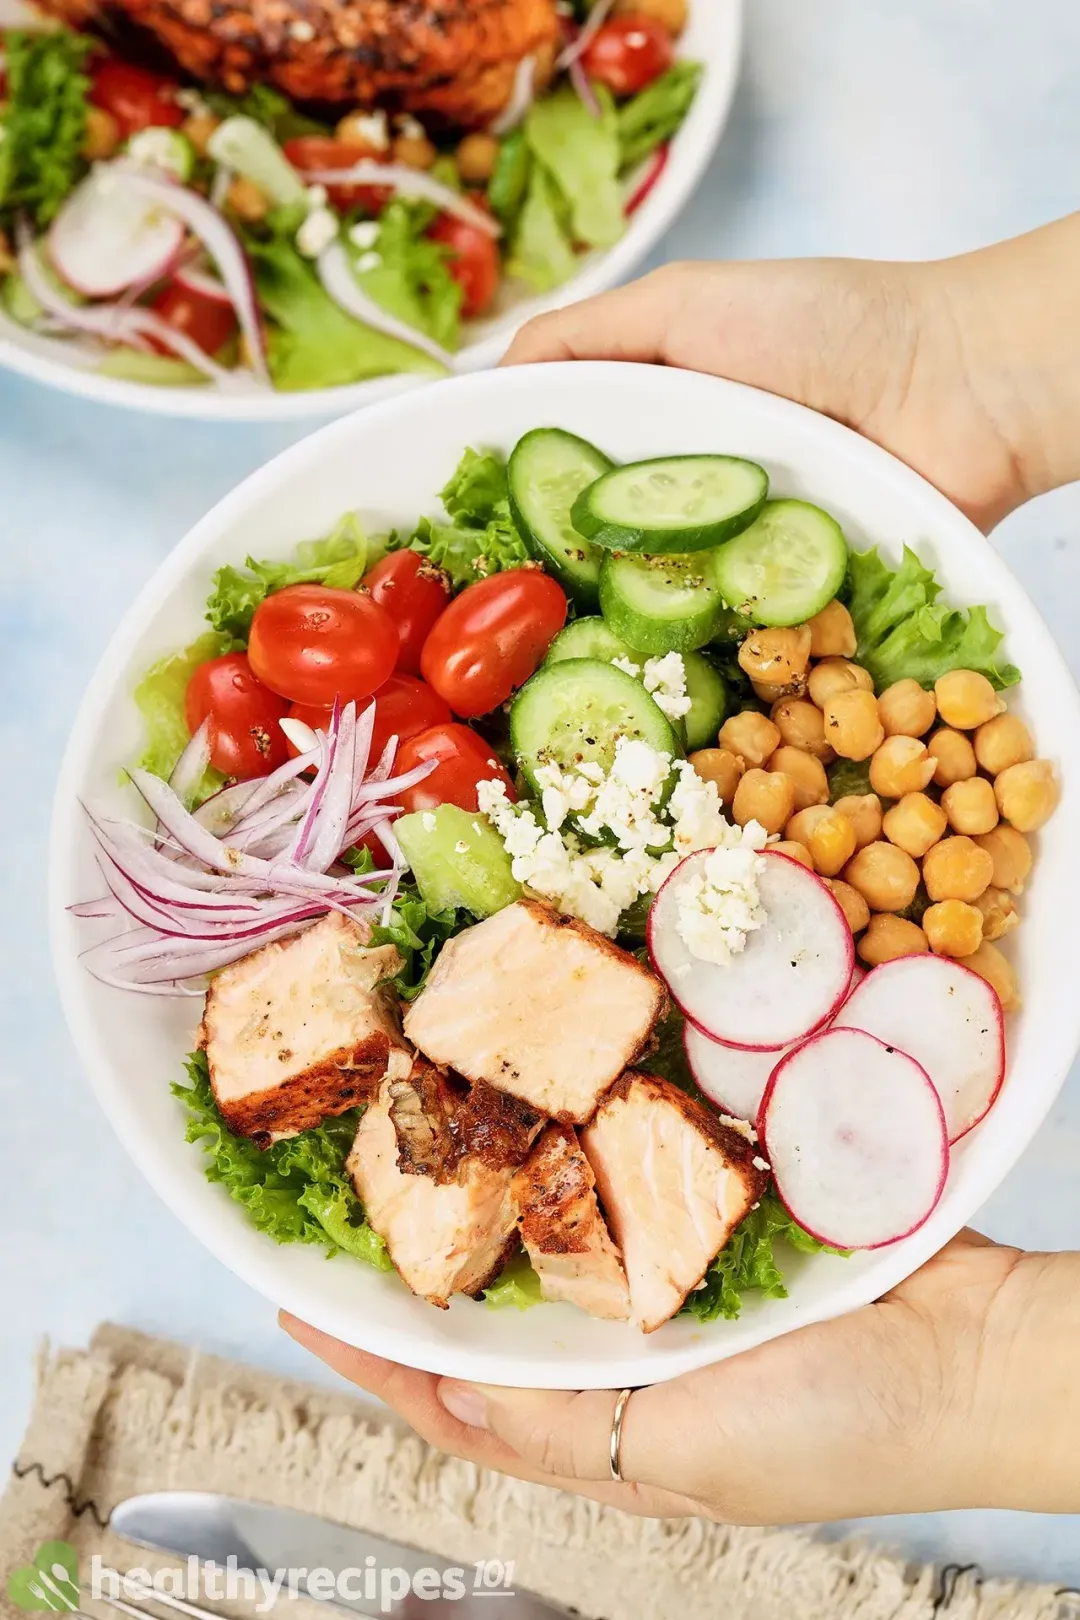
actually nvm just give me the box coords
[0,0,742,419]
[49,362,1080,1388]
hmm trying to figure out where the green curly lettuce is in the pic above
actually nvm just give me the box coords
[397,447,530,588]
[349,199,462,352]
[681,1191,843,1323]
[205,514,369,640]
[0,30,93,228]
[133,630,233,795]
[484,1249,545,1311]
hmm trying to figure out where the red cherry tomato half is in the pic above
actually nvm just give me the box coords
[89,60,185,136]
[420,568,568,718]
[147,282,238,358]
[427,213,500,319]
[185,652,290,779]
[580,16,674,97]
[362,550,451,674]
[283,136,392,213]
[248,584,399,707]
[396,723,517,815]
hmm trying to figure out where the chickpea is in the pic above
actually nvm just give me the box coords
[613,0,688,32]
[335,111,387,149]
[824,877,870,934]
[392,132,438,170]
[83,104,121,161]
[766,746,829,811]
[869,735,936,798]
[934,669,1004,730]
[688,747,744,806]
[858,914,929,966]
[834,792,883,849]
[806,599,857,659]
[973,712,1033,776]
[973,825,1032,895]
[927,727,977,788]
[994,759,1060,832]
[226,176,270,223]
[941,776,998,836]
[922,835,994,903]
[771,697,834,761]
[717,711,781,768]
[877,678,937,738]
[738,626,812,689]
[965,940,1021,1013]
[732,769,796,836]
[823,689,884,762]
[974,887,1020,942]
[923,899,984,959]
[785,805,857,877]
[455,132,501,184]
[882,792,948,858]
[843,842,921,912]
[808,659,874,709]
[181,110,221,156]
[771,840,815,871]
[752,676,806,703]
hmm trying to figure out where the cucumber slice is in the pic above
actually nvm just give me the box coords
[394,804,521,918]
[508,428,613,604]
[510,658,680,789]
[545,616,639,666]
[600,551,725,654]
[571,455,768,554]
[711,498,849,627]
[682,652,728,750]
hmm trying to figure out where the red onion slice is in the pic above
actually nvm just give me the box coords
[556,0,617,68]
[173,261,232,306]
[568,57,601,118]
[625,143,671,215]
[316,241,455,368]
[299,164,501,237]
[489,53,537,135]
[167,718,212,807]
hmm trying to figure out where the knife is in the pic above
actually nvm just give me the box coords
[110,1492,572,1620]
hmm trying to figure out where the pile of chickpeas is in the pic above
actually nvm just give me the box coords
[688,598,1060,1013]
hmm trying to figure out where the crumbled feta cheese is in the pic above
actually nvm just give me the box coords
[354,251,382,273]
[642,652,692,721]
[295,206,339,259]
[674,842,768,966]
[305,183,328,209]
[125,128,188,178]
[348,220,381,251]
[612,655,643,679]
[421,812,437,833]
[752,1154,771,1171]
[718,1114,758,1143]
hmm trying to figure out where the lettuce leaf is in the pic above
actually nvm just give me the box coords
[506,165,578,294]
[203,83,327,143]
[617,61,702,171]
[344,854,460,999]
[174,1051,391,1269]
[440,447,510,524]
[484,1249,545,1311]
[205,514,368,639]
[827,757,873,802]
[523,84,625,250]
[487,128,532,231]
[399,447,530,588]
[349,199,462,351]
[847,546,1020,692]
[133,630,233,791]
[0,30,92,227]
[682,1191,841,1323]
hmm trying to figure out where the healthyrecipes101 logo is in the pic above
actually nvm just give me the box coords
[6,1542,81,1611]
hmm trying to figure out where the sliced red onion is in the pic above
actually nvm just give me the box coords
[556,0,617,68]
[299,163,501,237]
[626,142,671,215]
[568,57,601,118]
[316,242,455,367]
[173,260,232,305]
[167,718,212,807]
[489,53,537,135]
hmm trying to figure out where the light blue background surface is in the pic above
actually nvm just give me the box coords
[3,0,1080,1589]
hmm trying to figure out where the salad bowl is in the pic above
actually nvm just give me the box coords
[50,361,1080,1388]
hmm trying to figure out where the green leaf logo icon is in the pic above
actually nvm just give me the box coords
[6,1542,80,1612]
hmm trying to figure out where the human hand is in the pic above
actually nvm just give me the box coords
[503,216,1080,533]
[282,1236,1080,1523]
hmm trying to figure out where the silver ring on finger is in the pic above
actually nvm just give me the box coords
[609,1387,633,1482]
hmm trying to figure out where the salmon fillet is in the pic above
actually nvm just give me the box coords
[403,900,667,1124]
[582,1073,769,1332]
[199,913,409,1142]
[348,1074,521,1307]
[388,1060,541,1182]
[513,1123,630,1321]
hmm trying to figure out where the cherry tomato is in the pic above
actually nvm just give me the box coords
[581,16,674,96]
[420,569,568,718]
[146,283,238,359]
[282,676,452,765]
[185,652,290,779]
[396,723,517,815]
[282,137,392,213]
[427,213,500,319]
[248,584,399,706]
[362,551,451,674]
[89,60,185,136]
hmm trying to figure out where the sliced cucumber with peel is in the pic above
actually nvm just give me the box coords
[571,454,768,554]
[545,616,639,666]
[711,499,849,626]
[682,653,728,750]
[508,428,613,604]
[600,551,725,654]
[510,658,680,791]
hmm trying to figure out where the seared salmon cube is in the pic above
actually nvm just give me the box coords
[513,1123,630,1321]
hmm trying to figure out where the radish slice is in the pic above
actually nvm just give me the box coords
[173,261,232,305]
[48,168,185,298]
[683,1022,784,1125]
[760,1027,949,1250]
[649,850,854,1051]
[834,956,1006,1142]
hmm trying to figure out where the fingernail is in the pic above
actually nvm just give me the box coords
[438,1381,489,1430]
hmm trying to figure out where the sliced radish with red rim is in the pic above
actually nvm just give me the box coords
[760,1027,949,1250]
[683,1022,784,1125]
[649,850,854,1051]
[833,955,1005,1142]
[49,168,185,298]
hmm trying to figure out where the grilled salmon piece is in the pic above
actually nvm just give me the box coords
[582,1073,768,1332]
[348,1075,520,1307]
[404,900,666,1123]
[199,913,409,1142]
[513,1123,630,1321]
[388,1060,541,1183]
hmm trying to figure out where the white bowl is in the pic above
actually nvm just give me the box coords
[0,0,741,421]
[50,362,1080,1388]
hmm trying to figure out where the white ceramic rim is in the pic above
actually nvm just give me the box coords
[0,0,742,421]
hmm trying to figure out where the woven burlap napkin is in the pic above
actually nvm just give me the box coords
[0,1325,1071,1620]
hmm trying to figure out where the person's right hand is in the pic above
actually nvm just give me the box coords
[503,216,1080,533]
